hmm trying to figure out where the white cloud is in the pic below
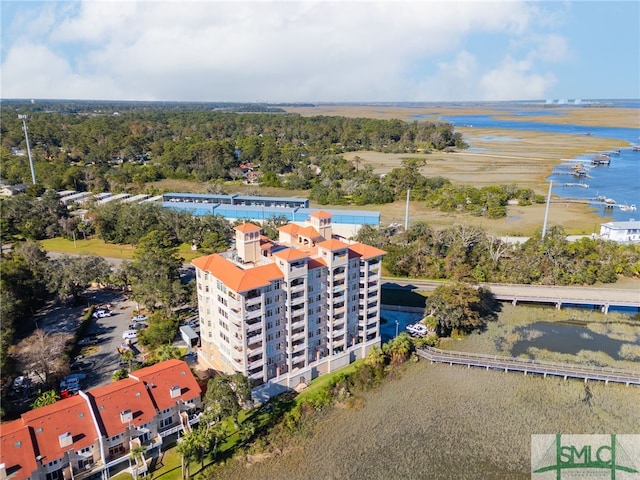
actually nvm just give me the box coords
[479,55,556,100]
[1,0,562,101]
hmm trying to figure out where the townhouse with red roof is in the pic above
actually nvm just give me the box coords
[0,360,201,480]
[192,211,385,399]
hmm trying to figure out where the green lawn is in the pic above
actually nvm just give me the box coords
[39,238,136,259]
[38,237,204,263]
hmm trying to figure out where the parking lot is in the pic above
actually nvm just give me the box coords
[32,288,142,391]
[77,290,142,389]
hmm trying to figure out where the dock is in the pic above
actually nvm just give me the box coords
[416,346,640,386]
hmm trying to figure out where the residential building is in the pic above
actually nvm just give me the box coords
[599,220,640,243]
[192,211,385,399]
[0,360,201,480]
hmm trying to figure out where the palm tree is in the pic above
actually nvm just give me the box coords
[129,444,146,480]
[176,432,198,480]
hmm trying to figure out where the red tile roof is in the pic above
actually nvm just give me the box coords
[88,378,156,438]
[297,225,322,239]
[20,395,99,464]
[277,223,300,235]
[308,258,327,269]
[348,243,387,260]
[129,360,201,412]
[0,420,38,480]
[317,238,350,251]
[234,223,261,233]
[272,248,309,262]
[193,254,283,293]
[309,210,333,219]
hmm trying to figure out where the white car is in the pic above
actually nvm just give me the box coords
[93,309,112,318]
[122,330,138,340]
[131,314,148,322]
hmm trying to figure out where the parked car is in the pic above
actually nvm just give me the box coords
[129,322,147,330]
[78,337,99,346]
[406,323,428,337]
[60,377,80,391]
[131,314,148,322]
[122,330,138,340]
[70,360,91,372]
[93,309,112,318]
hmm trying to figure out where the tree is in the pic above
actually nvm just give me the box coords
[129,444,146,480]
[425,282,498,336]
[154,343,182,362]
[48,255,111,302]
[31,389,59,409]
[12,329,71,385]
[177,429,199,480]
[129,230,184,312]
[383,332,413,364]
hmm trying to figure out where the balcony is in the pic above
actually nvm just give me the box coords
[245,297,262,308]
[288,329,306,342]
[246,321,262,334]
[292,361,306,371]
[368,273,380,282]
[248,356,264,370]
[332,272,345,282]
[291,315,305,326]
[333,305,346,315]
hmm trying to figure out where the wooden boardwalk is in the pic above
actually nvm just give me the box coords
[416,346,640,386]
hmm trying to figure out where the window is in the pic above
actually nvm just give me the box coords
[160,416,173,428]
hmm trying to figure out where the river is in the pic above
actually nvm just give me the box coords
[436,104,640,222]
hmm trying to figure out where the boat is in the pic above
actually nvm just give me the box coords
[619,203,637,212]
[591,154,611,165]
[604,198,616,208]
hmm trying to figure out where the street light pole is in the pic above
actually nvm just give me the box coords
[18,115,37,185]
[542,180,553,239]
[395,320,399,338]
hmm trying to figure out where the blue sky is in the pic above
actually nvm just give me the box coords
[1,1,638,102]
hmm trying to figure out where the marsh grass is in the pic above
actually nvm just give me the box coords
[203,362,639,480]
[201,303,639,480]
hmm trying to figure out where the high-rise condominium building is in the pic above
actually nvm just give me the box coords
[192,211,385,392]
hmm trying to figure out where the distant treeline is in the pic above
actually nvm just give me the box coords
[0,105,465,193]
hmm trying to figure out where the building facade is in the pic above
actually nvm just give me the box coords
[599,220,640,243]
[0,360,201,480]
[192,212,385,397]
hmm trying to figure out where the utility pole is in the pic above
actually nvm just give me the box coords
[542,180,553,238]
[404,188,410,230]
[18,115,37,185]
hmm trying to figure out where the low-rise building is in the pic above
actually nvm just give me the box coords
[599,220,640,243]
[0,360,201,480]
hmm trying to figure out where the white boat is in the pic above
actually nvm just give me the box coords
[619,203,637,212]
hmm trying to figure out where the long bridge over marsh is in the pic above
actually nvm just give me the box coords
[416,346,640,386]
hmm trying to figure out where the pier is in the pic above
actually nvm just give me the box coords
[416,346,640,386]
